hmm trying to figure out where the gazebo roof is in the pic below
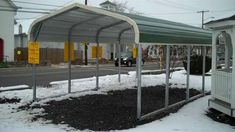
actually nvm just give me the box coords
[206,15,235,24]
[205,14,235,29]
[29,3,212,45]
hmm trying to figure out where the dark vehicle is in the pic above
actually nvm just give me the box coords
[114,52,144,67]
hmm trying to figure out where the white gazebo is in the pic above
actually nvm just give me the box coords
[206,15,235,117]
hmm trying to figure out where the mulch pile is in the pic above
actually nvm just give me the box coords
[31,86,201,131]
[0,98,20,104]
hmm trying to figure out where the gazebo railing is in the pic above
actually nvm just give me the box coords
[213,70,231,103]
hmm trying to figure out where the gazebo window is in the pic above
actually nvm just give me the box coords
[216,32,233,72]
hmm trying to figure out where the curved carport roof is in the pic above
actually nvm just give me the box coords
[28,3,212,120]
[29,3,212,45]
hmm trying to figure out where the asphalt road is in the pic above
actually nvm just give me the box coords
[0,63,163,87]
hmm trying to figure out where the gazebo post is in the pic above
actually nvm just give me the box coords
[202,46,206,95]
[186,46,191,100]
[165,45,170,108]
[137,43,142,119]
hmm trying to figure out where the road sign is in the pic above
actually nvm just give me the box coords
[64,42,74,61]
[28,41,40,64]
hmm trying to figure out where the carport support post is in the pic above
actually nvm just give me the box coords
[186,46,191,100]
[137,43,142,119]
[96,42,99,89]
[202,46,206,95]
[165,45,170,108]
[117,27,131,82]
[95,21,125,89]
[118,43,121,83]
[68,41,71,93]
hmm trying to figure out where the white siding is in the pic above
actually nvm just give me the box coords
[0,0,16,61]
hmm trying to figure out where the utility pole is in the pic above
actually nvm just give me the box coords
[197,10,209,29]
[84,0,88,65]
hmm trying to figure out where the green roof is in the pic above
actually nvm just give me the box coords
[121,13,212,44]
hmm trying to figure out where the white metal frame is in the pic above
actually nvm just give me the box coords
[29,3,210,119]
[137,44,208,120]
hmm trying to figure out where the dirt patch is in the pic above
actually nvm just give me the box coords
[32,86,201,131]
[206,108,235,127]
[0,98,21,104]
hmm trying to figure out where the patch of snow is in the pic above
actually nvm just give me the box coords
[0,69,219,132]
[121,96,234,132]
[0,85,29,91]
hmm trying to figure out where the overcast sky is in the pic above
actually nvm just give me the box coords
[13,0,235,34]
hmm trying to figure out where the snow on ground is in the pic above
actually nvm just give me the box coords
[1,69,211,103]
[122,96,235,132]
[1,69,231,132]
[0,85,29,91]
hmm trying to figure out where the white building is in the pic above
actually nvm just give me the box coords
[0,0,17,62]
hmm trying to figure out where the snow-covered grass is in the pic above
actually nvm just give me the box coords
[0,85,29,91]
[1,69,233,132]
[122,96,235,132]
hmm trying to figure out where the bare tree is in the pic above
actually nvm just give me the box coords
[113,1,143,15]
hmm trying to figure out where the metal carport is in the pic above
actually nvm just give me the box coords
[29,3,212,120]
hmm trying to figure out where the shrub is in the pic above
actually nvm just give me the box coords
[183,55,211,75]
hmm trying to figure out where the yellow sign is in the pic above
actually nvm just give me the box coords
[92,46,102,58]
[28,41,40,64]
[133,48,137,58]
[64,42,75,62]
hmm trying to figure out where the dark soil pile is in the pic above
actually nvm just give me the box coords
[34,86,201,131]
[0,98,20,104]
[206,108,235,127]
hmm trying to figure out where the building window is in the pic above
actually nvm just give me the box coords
[216,32,233,72]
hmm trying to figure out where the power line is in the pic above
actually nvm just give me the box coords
[148,11,197,15]
[147,9,235,15]
[0,8,49,14]
[211,9,235,13]
[12,0,62,8]
[13,0,75,21]
[153,0,196,11]
[164,0,199,11]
